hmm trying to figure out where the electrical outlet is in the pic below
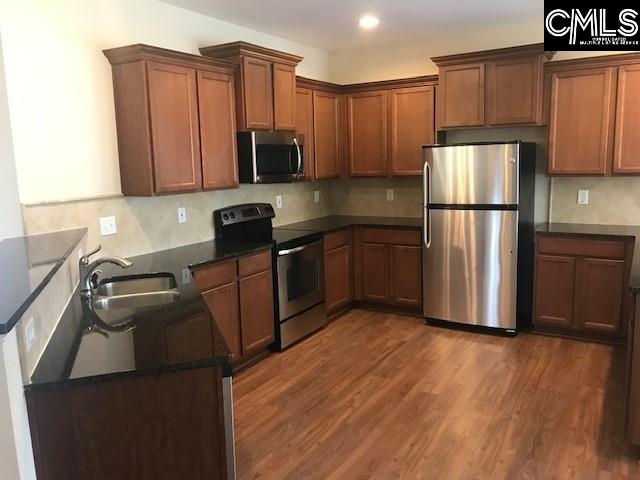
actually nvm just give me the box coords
[25,317,36,351]
[314,190,320,203]
[182,268,191,285]
[99,216,117,236]
[178,207,187,224]
[276,195,283,209]
[577,189,589,205]
[386,189,394,202]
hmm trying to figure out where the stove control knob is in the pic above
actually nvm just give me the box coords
[229,212,236,219]
[223,213,229,221]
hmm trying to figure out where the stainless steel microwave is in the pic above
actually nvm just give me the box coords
[237,131,304,184]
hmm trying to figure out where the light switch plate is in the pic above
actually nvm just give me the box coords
[178,207,187,224]
[387,189,394,202]
[182,268,191,285]
[25,317,36,351]
[276,195,283,209]
[314,190,320,203]
[578,189,589,205]
[99,216,117,236]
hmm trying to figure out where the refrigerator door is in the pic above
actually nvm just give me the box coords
[424,143,520,206]
[423,208,518,329]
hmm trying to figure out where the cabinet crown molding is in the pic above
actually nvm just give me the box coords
[545,51,640,72]
[296,74,438,93]
[431,43,554,67]
[103,43,235,72]
[199,41,303,66]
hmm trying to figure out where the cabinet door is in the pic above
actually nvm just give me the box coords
[147,62,202,193]
[548,67,616,175]
[241,56,273,130]
[390,245,422,307]
[313,91,340,179]
[534,254,576,328]
[388,86,435,175]
[197,70,238,190]
[348,91,388,176]
[613,64,640,174]
[201,283,242,362]
[164,312,213,363]
[239,270,275,355]
[324,244,353,314]
[360,243,389,303]
[273,63,296,131]
[487,56,543,125]
[438,63,485,128]
[577,258,625,333]
[296,88,315,180]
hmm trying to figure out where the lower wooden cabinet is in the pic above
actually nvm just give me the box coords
[193,249,274,366]
[533,234,632,340]
[324,229,354,315]
[355,227,422,310]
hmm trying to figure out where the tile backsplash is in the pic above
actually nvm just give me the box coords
[23,182,332,258]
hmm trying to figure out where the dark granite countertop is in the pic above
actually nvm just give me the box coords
[276,215,422,233]
[0,228,87,334]
[25,239,273,391]
[535,223,640,294]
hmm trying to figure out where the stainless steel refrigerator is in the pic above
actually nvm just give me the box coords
[422,142,539,332]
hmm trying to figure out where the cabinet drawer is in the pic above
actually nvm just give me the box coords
[537,235,625,259]
[192,260,237,291]
[360,227,421,246]
[238,249,272,277]
[324,228,352,251]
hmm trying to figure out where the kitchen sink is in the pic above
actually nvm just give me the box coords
[92,273,181,311]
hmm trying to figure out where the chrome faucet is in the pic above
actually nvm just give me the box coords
[79,245,132,302]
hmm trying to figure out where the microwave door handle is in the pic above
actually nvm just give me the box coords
[293,138,302,177]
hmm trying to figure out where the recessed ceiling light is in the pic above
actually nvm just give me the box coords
[358,15,380,29]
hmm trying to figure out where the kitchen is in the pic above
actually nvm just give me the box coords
[1,1,640,479]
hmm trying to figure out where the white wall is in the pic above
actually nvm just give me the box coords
[0,32,22,240]
[0,0,331,205]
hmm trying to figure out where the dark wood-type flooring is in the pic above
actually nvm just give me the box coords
[234,309,640,479]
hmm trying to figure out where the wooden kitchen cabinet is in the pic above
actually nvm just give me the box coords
[355,227,422,310]
[192,248,274,367]
[348,91,388,176]
[614,63,640,173]
[547,67,616,175]
[104,45,238,196]
[533,234,633,341]
[432,44,552,130]
[486,56,544,125]
[296,87,315,180]
[389,245,422,307]
[200,42,303,132]
[437,63,485,128]
[388,86,435,175]
[239,269,275,355]
[197,69,239,189]
[314,90,341,179]
[324,229,354,315]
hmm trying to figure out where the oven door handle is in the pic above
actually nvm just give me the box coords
[277,245,307,256]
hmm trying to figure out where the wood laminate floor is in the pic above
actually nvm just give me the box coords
[234,309,640,479]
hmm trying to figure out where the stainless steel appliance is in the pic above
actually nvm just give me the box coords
[213,203,326,350]
[422,142,539,332]
[237,132,304,184]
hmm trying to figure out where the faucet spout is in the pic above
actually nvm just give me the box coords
[79,246,132,298]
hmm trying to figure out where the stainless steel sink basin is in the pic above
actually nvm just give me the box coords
[92,273,180,311]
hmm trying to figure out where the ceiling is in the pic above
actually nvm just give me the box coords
[162,0,542,51]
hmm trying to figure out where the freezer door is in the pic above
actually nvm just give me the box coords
[423,208,518,329]
[424,144,519,206]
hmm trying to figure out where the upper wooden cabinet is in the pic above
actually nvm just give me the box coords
[388,86,435,175]
[295,87,315,180]
[313,91,341,179]
[547,67,616,175]
[432,44,553,129]
[200,42,303,132]
[545,53,640,176]
[104,45,238,196]
[348,91,388,176]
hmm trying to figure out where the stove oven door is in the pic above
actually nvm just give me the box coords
[276,239,325,321]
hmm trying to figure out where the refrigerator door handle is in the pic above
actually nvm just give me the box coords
[423,161,432,248]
